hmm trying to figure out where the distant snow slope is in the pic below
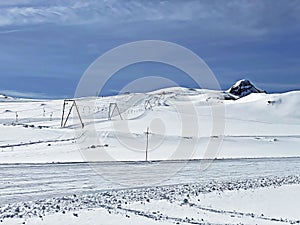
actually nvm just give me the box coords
[0,93,14,101]
[0,84,299,163]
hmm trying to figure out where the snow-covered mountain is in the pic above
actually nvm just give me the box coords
[0,81,299,163]
[227,79,267,98]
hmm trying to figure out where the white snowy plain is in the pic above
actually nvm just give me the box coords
[1,176,300,225]
[3,187,299,225]
[1,87,300,225]
[0,87,300,163]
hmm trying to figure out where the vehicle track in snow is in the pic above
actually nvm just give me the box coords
[0,157,300,205]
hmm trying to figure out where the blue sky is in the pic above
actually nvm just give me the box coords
[0,0,300,98]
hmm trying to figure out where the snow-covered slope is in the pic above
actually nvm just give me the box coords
[0,93,14,101]
[0,84,299,163]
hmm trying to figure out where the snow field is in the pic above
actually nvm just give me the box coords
[1,175,300,225]
[0,88,300,163]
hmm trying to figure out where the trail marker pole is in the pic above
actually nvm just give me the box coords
[145,127,150,162]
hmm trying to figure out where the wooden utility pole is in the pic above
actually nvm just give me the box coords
[145,127,150,161]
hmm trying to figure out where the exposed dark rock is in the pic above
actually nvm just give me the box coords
[228,79,266,98]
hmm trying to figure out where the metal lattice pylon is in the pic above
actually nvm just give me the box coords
[61,99,84,128]
[144,99,153,110]
[108,103,123,120]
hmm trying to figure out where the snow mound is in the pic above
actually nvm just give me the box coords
[228,79,266,98]
[0,93,14,102]
[149,87,237,103]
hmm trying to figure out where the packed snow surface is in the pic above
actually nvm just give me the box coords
[1,175,300,225]
[1,157,300,205]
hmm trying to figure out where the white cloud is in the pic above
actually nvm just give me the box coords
[0,29,23,34]
[0,0,297,31]
[0,89,62,99]
[0,0,299,42]
[0,5,72,26]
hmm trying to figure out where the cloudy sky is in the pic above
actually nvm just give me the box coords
[0,0,299,98]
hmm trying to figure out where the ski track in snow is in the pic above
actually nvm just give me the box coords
[1,175,300,225]
[1,157,300,206]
